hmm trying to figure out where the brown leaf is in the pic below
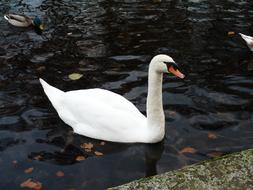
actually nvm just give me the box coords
[36,66,46,72]
[75,156,85,161]
[24,167,34,174]
[207,151,223,158]
[179,147,197,154]
[208,132,218,140]
[94,151,104,156]
[12,160,18,165]
[33,155,43,161]
[80,143,93,152]
[20,178,42,190]
[100,141,105,146]
[56,171,65,177]
[228,31,235,36]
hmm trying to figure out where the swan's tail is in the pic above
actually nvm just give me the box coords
[39,78,64,109]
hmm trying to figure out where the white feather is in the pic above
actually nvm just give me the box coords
[239,33,253,51]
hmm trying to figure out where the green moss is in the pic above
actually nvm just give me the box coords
[109,149,253,190]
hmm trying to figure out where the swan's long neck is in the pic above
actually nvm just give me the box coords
[146,61,165,141]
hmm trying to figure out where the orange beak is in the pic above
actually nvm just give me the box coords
[168,66,185,79]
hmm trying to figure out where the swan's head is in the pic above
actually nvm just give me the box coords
[151,54,185,79]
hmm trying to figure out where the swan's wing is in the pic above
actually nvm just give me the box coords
[239,33,253,51]
[67,89,144,117]
[54,89,147,142]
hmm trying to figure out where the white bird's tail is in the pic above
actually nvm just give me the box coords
[39,78,64,109]
[239,33,253,51]
[4,15,10,21]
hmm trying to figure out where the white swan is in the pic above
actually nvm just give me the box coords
[239,33,253,51]
[40,55,185,143]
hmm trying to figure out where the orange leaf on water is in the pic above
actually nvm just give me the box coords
[56,171,65,177]
[80,143,93,149]
[80,143,93,152]
[75,156,86,161]
[228,31,236,36]
[20,178,42,190]
[179,147,197,154]
[24,167,34,174]
[94,151,104,156]
[208,132,218,140]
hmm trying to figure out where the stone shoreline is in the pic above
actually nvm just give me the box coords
[109,149,253,190]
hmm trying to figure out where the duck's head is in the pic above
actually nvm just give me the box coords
[32,16,44,31]
[151,54,185,79]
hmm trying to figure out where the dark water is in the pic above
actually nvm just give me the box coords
[0,0,253,189]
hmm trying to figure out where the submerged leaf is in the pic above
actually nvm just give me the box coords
[33,155,43,161]
[75,156,85,161]
[208,132,218,140]
[20,179,42,190]
[179,147,197,154]
[24,167,34,174]
[56,171,65,177]
[12,160,18,165]
[207,151,223,158]
[94,151,104,156]
[68,73,83,81]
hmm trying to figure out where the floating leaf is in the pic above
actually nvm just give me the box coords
[36,66,46,72]
[20,179,42,190]
[33,155,43,161]
[56,171,65,177]
[24,167,34,174]
[94,151,104,156]
[207,151,223,158]
[179,147,197,154]
[208,132,217,140]
[228,31,235,36]
[12,160,18,165]
[68,73,83,81]
[75,156,86,161]
[80,143,93,152]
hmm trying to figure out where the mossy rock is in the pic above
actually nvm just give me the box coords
[109,149,253,190]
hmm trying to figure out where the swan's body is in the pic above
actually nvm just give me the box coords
[239,33,253,51]
[4,14,44,30]
[40,55,184,143]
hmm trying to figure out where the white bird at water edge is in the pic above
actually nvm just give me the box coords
[40,54,185,143]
